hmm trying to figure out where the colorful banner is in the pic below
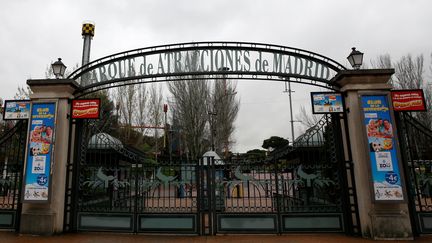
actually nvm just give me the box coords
[391,89,426,112]
[71,99,100,119]
[3,100,31,120]
[361,95,403,201]
[23,102,56,202]
[311,92,344,114]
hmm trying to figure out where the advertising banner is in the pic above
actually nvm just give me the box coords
[71,99,100,119]
[311,92,344,114]
[23,102,56,202]
[3,100,31,120]
[361,95,404,201]
[391,89,426,112]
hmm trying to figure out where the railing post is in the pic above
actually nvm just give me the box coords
[273,159,282,234]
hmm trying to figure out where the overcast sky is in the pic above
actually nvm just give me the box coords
[1,0,431,152]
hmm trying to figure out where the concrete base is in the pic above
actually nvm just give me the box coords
[20,211,57,235]
[369,209,413,240]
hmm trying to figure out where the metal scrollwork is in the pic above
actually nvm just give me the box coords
[83,167,130,189]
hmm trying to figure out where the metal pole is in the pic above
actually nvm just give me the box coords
[283,79,295,144]
[288,80,295,144]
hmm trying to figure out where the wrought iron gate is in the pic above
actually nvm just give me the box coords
[0,120,27,230]
[397,113,432,234]
[209,114,359,235]
[65,108,359,234]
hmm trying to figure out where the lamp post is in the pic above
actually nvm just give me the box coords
[283,78,296,144]
[280,76,301,145]
[51,58,67,79]
[347,47,364,70]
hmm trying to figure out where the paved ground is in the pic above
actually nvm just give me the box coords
[1,232,432,243]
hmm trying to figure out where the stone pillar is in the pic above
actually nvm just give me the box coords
[334,69,413,240]
[20,79,79,235]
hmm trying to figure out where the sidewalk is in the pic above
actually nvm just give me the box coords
[1,232,432,243]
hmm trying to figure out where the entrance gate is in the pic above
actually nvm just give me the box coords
[0,120,27,230]
[64,103,359,234]
[2,40,427,238]
[397,113,432,234]
[57,41,360,234]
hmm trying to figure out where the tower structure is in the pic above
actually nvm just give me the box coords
[81,22,95,85]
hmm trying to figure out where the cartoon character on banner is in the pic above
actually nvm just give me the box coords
[29,125,53,155]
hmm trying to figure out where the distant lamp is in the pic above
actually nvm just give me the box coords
[347,47,364,70]
[51,58,67,78]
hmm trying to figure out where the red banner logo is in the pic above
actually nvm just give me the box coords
[391,90,426,112]
[72,99,101,119]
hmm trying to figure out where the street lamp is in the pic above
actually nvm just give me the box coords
[347,47,364,70]
[51,58,67,79]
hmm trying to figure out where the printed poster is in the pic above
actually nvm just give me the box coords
[361,95,404,201]
[3,100,31,120]
[311,92,344,114]
[23,102,56,202]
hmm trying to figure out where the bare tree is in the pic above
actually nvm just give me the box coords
[14,86,32,100]
[134,84,148,136]
[148,83,164,154]
[370,54,394,85]
[167,51,212,159]
[115,84,137,140]
[370,54,392,69]
[169,79,209,159]
[394,54,424,90]
[393,55,432,127]
[296,105,321,133]
[210,77,239,157]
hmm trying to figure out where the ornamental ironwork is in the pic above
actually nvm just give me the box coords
[67,42,347,96]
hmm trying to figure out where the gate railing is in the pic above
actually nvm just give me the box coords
[213,114,358,234]
[65,115,202,233]
[397,113,432,234]
[66,111,358,235]
[0,120,27,230]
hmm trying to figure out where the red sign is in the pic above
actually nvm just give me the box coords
[391,90,426,112]
[72,99,101,119]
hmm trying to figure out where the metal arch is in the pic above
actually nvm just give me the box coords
[68,41,346,79]
[67,41,346,96]
[74,74,339,98]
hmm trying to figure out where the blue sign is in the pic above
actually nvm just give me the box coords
[385,172,399,185]
[361,95,403,201]
[23,102,56,202]
[37,174,48,186]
